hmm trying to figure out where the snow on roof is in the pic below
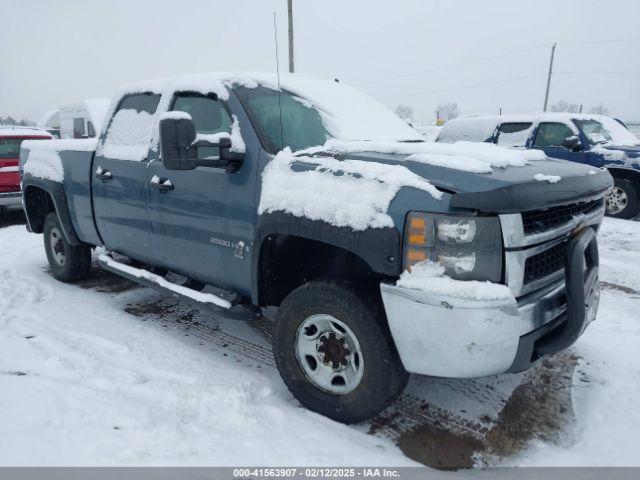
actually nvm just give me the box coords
[439,113,640,147]
[37,110,60,129]
[0,126,52,138]
[80,98,111,133]
[109,72,422,150]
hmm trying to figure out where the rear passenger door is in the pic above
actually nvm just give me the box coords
[531,122,584,163]
[92,93,160,263]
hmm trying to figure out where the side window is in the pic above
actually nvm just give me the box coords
[496,122,532,147]
[171,92,232,160]
[73,117,86,138]
[87,121,96,138]
[533,122,574,148]
[102,93,161,161]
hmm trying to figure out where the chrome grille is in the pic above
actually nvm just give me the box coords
[521,199,603,235]
[524,241,566,284]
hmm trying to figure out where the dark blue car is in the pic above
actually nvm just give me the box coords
[437,113,640,218]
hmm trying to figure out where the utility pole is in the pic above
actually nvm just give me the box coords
[287,0,295,73]
[543,42,557,112]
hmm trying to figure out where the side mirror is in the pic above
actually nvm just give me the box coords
[159,117,197,170]
[160,115,245,172]
[562,135,582,152]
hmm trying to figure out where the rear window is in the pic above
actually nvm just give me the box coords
[496,122,533,147]
[0,138,22,159]
[101,93,161,161]
[0,137,49,159]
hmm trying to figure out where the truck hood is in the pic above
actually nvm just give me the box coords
[343,151,613,213]
[599,143,640,158]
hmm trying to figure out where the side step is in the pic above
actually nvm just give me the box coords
[98,253,261,320]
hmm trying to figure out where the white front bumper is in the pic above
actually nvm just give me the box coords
[380,279,571,378]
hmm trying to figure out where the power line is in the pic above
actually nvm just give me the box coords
[358,43,552,86]
[376,72,546,100]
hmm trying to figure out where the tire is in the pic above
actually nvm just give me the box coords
[273,279,408,423]
[43,212,91,282]
[606,177,639,219]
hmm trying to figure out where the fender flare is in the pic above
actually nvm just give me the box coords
[22,177,82,246]
[250,211,401,305]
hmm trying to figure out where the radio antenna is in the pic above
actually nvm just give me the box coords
[273,11,285,151]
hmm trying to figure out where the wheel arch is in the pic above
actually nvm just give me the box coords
[22,179,81,246]
[252,212,402,307]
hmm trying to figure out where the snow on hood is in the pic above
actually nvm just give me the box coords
[258,147,441,231]
[299,138,545,174]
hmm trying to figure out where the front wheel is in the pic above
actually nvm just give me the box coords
[43,212,91,282]
[273,280,408,423]
[605,177,639,219]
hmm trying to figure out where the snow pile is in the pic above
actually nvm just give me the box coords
[230,115,245,153]
[533,173,561,183]
[22,149,64,182]
[21,138,98,152]
[591,144,626,162]
[159,111,192,121]
[396,260,513,301]
[99,109,155,161]
[258,148,441,231]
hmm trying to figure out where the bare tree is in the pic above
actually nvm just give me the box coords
[588,104,610,116]
[550,100,580,113]
[436,102,459,124]
[394,104,414,123]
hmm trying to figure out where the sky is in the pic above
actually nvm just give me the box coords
[1,0,639,123]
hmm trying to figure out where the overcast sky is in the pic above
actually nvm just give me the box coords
[1,0,639,123]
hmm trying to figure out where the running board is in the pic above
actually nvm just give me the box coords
[97,253,261,320]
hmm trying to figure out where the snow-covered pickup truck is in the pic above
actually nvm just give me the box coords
[20,73,612,423]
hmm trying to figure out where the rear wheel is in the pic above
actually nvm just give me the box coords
[605,177,639,219]
[273,279,408,423]
[43,212,91,282]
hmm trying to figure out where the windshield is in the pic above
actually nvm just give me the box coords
[575,119,612,144]
[235,77,422,153]
[0,138,23,159]
[236,86,329,153]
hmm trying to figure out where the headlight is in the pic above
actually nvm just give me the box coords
[404,212,503,282]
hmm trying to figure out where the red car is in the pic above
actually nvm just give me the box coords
[0,126,52,214]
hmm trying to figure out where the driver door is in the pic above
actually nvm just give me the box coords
[146,92,237,288]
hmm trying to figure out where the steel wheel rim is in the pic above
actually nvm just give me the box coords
[606,187,628,215]
[49,227,66,266]
[294,314,364,395]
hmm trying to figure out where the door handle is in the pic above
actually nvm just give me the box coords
[150,175,174,193]
[95,166,112,182]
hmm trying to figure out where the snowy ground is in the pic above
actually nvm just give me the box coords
[0,213,639,468]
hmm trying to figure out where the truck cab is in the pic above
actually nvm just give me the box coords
[20,73,612,423]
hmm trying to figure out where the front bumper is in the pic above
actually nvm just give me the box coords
[0,192,22,209]
[380,227,600,378]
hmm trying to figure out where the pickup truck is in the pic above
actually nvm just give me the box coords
[437,113,640,219]
[20,73,612,423]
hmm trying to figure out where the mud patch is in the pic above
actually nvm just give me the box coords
[393,351,579,469]
[600,281,640,297]
[124,298,196,324]
[74,266,138,293]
